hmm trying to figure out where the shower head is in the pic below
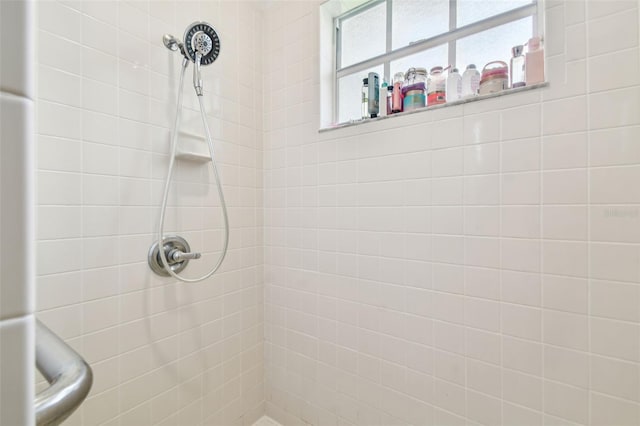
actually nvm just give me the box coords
[183,21,221,66]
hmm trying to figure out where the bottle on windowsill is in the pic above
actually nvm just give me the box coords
[525,36,544,85]
[510,45,526,88]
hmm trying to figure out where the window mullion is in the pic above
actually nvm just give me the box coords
[336,2,536,78]
[448,0,457,68]
[334,17,341,124]
[385,0,392,82]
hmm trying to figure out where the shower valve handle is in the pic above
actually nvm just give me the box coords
[169,249,201,263]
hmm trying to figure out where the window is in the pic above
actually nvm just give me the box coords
[330,0,541,124]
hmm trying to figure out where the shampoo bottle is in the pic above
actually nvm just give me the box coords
[446,68,462,102]
[380,79,388,117]
[461,64,480,98]
[525,36,544,85]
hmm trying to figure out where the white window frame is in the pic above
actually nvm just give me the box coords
[331,0,542,124]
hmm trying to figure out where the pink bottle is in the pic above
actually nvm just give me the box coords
[391,72,404,113]
[525,36,544,85]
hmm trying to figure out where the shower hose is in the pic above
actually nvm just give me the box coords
[156,58,229,283]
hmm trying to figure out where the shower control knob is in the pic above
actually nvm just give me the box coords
[169,249,201,262]
[148,236,200,277]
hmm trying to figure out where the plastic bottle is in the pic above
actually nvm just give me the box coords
[446,68,462,102]
[427,66,446,106]
[525,36,544,85]
[510,45,526,88]
[361,77,369,119]
[367,72,379,118]
[461,64,480,98]
[380,79,388,117]
[392,72,404,113]
[386,80,392,114]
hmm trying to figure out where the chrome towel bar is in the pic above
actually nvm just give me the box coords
[34,320,92,426]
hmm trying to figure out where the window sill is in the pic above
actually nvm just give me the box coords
[319,82,549,133]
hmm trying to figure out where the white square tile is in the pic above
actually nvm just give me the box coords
[588,9,638,57]
[38,65,82,107]
[542,96,587,135]
[502,336,542,375]
[501,206,540,238]
[501,105,541,140]
[543,380,588,424]
[589,48,640,92]
[591,166,640,204]
[590,126,640,167]
[501,303,541,341]
[591,279,640,322]
[502,138,540,172]
[543,240,588,278]
[591,393,640,426]
[591,355,640,401]
[463,112,500,144]
[544,309,588,351]
[542,132,587,170]
[544,344,588,389]
[591,317,640,362]
[502,369,542,411]
[590,87,640,130]
[464,143,499,175]
[38,1,81,43]
[542,205,588,240]
[543,169,587,205]
[590,242,640,283]
[542,275,588,314]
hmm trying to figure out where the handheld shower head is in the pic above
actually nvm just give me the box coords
[163,22,221,96]
[183,22,221,66]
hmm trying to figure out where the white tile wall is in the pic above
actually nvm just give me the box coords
[35,1,264,425]
[263,0,640,425]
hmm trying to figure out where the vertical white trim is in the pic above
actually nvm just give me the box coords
[448,0,457,67]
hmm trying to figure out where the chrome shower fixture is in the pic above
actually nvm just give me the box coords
[163,22,221,96]
[183,22,220,65]
[152,22,229,283]
[162,34,182,53]
[162,22,221,63]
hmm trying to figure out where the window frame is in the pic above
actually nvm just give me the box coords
[333,0,541,123]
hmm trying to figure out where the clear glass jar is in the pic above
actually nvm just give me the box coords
[510,45,526,88]
[427,66,446,106]
[402,67,427,111]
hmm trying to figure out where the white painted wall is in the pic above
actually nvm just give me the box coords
[262,0,640,425]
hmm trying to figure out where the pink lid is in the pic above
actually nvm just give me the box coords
[528,36,541,51]
[480,61,508,83]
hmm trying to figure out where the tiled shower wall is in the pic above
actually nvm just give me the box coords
[263,1,640,425]
[35,1,264,424]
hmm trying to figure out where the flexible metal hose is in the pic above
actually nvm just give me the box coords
[156,58,229,283]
